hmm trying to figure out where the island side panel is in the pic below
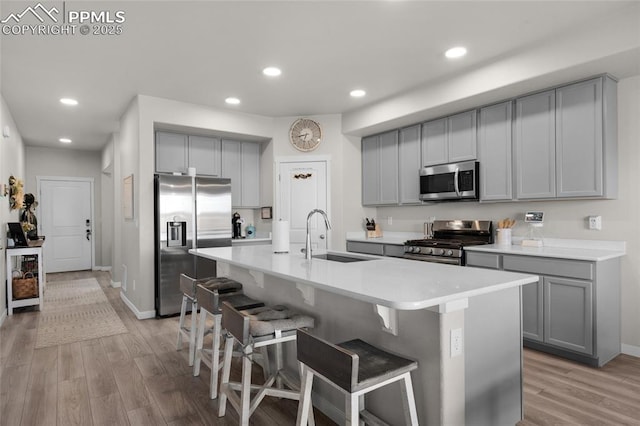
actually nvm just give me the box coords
[222,263,446,425]
[465,286,523,426]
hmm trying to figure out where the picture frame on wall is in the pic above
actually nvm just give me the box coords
[261,206,272,220]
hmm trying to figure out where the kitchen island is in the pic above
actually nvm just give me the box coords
[190,245,538,425]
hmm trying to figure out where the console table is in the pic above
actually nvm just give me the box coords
[6,240,45,315]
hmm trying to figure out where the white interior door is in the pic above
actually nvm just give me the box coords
[39,179,93,272]
[278,160,329,252]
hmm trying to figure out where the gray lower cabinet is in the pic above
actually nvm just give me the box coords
[466,251,620,366]
[155,131,222,176]
[544,276,593,354]
[478,101,513,201]
[362,131,399,206]
[522,277,543,342]
[221,140,260,208]
[346,241,405,258]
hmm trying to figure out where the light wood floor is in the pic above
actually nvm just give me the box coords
[1,270,639,425]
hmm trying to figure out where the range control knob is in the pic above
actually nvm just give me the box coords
[445,250,454,256]
[434,248,444,256]
[414,247,421,254]
[404,246,412,253]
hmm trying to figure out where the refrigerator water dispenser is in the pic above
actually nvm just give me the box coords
[167,221,186,247]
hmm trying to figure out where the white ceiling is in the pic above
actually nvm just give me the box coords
[1,1,639,150]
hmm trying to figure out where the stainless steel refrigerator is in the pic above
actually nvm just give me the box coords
[154,174,232,316]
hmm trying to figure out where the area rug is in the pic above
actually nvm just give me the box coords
[35,278,128,348]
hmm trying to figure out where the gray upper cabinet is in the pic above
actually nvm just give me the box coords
[361,131,399,206]
[155,131,222,176]
[188,135,221,176]
[514,90,556,199]
[515,75,617,201]
[478,101,513,201]
[240,142,260,208]
[421,118,447,166]
[221,140,261,208]
[398,125,421,204]
[448,110,477,162]
[556,77,617,198]
[156,131,188,174]
[421,111,476,167]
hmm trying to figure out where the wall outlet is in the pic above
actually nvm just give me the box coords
[588,215,602,230]
[387,216,393,226]
[133,279,136,291]
[450,328,463,357]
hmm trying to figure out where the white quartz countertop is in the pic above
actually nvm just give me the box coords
[190,245,538,310]
[231,237,272,244]
[466,239,626,262]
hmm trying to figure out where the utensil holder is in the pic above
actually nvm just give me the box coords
[496,228,512,246]
[366,224,382,238]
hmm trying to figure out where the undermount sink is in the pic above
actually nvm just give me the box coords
[311,253,374,263]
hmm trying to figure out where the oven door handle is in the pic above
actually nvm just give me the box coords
[453,167,460,197]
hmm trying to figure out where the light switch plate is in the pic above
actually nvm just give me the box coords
[450,328,462,357]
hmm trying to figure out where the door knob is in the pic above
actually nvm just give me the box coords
[319,234,325,240]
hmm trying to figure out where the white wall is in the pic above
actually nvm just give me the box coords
[269,114,372,251]
[0,94,26,323]
[372,75,640,350]
[24,146,104,267]
[101,135,115,269]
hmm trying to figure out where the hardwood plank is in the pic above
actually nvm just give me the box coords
[127,402,168,426]
[2,327,36,367]
[133,354,167,378]
[101,334,132,364]
[20,381,57,426]
[112,359,152,411]
[58,378,93,426]
[82,340,119,399]
[58,342,85,382]
[156,350,192,377]
[90,392,130,426]
[119,331,154,358]
[0,363,31,426]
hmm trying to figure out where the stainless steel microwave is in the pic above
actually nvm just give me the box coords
[419,161,479,201]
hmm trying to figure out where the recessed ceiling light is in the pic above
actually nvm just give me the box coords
[445,46,467,59]
[262,67,282,77]
[59,138,72,143]
[59,98,78,106]
[225,97,241,105]
[350,89,366,98]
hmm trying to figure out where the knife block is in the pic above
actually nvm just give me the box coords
[366,224,382,238]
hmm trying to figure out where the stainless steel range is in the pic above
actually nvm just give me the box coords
[403,220,493,265]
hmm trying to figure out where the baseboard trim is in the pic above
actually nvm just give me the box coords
[110,280,121,288]
[120,291,155,320]
[622,343,640,358]
[0,309,6,328]
[93,266,113,272]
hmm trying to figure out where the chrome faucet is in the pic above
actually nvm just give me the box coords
[304,209,332,260]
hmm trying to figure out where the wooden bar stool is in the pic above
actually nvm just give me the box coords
[296,328,419,426]
[218,302,316,426]
[193,281,264,399]
[176,274,238,366]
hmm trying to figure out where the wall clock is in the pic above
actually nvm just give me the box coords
[289,118,322,152]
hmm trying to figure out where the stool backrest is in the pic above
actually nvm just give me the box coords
[221,301,250,346]
[296,328,359,393]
